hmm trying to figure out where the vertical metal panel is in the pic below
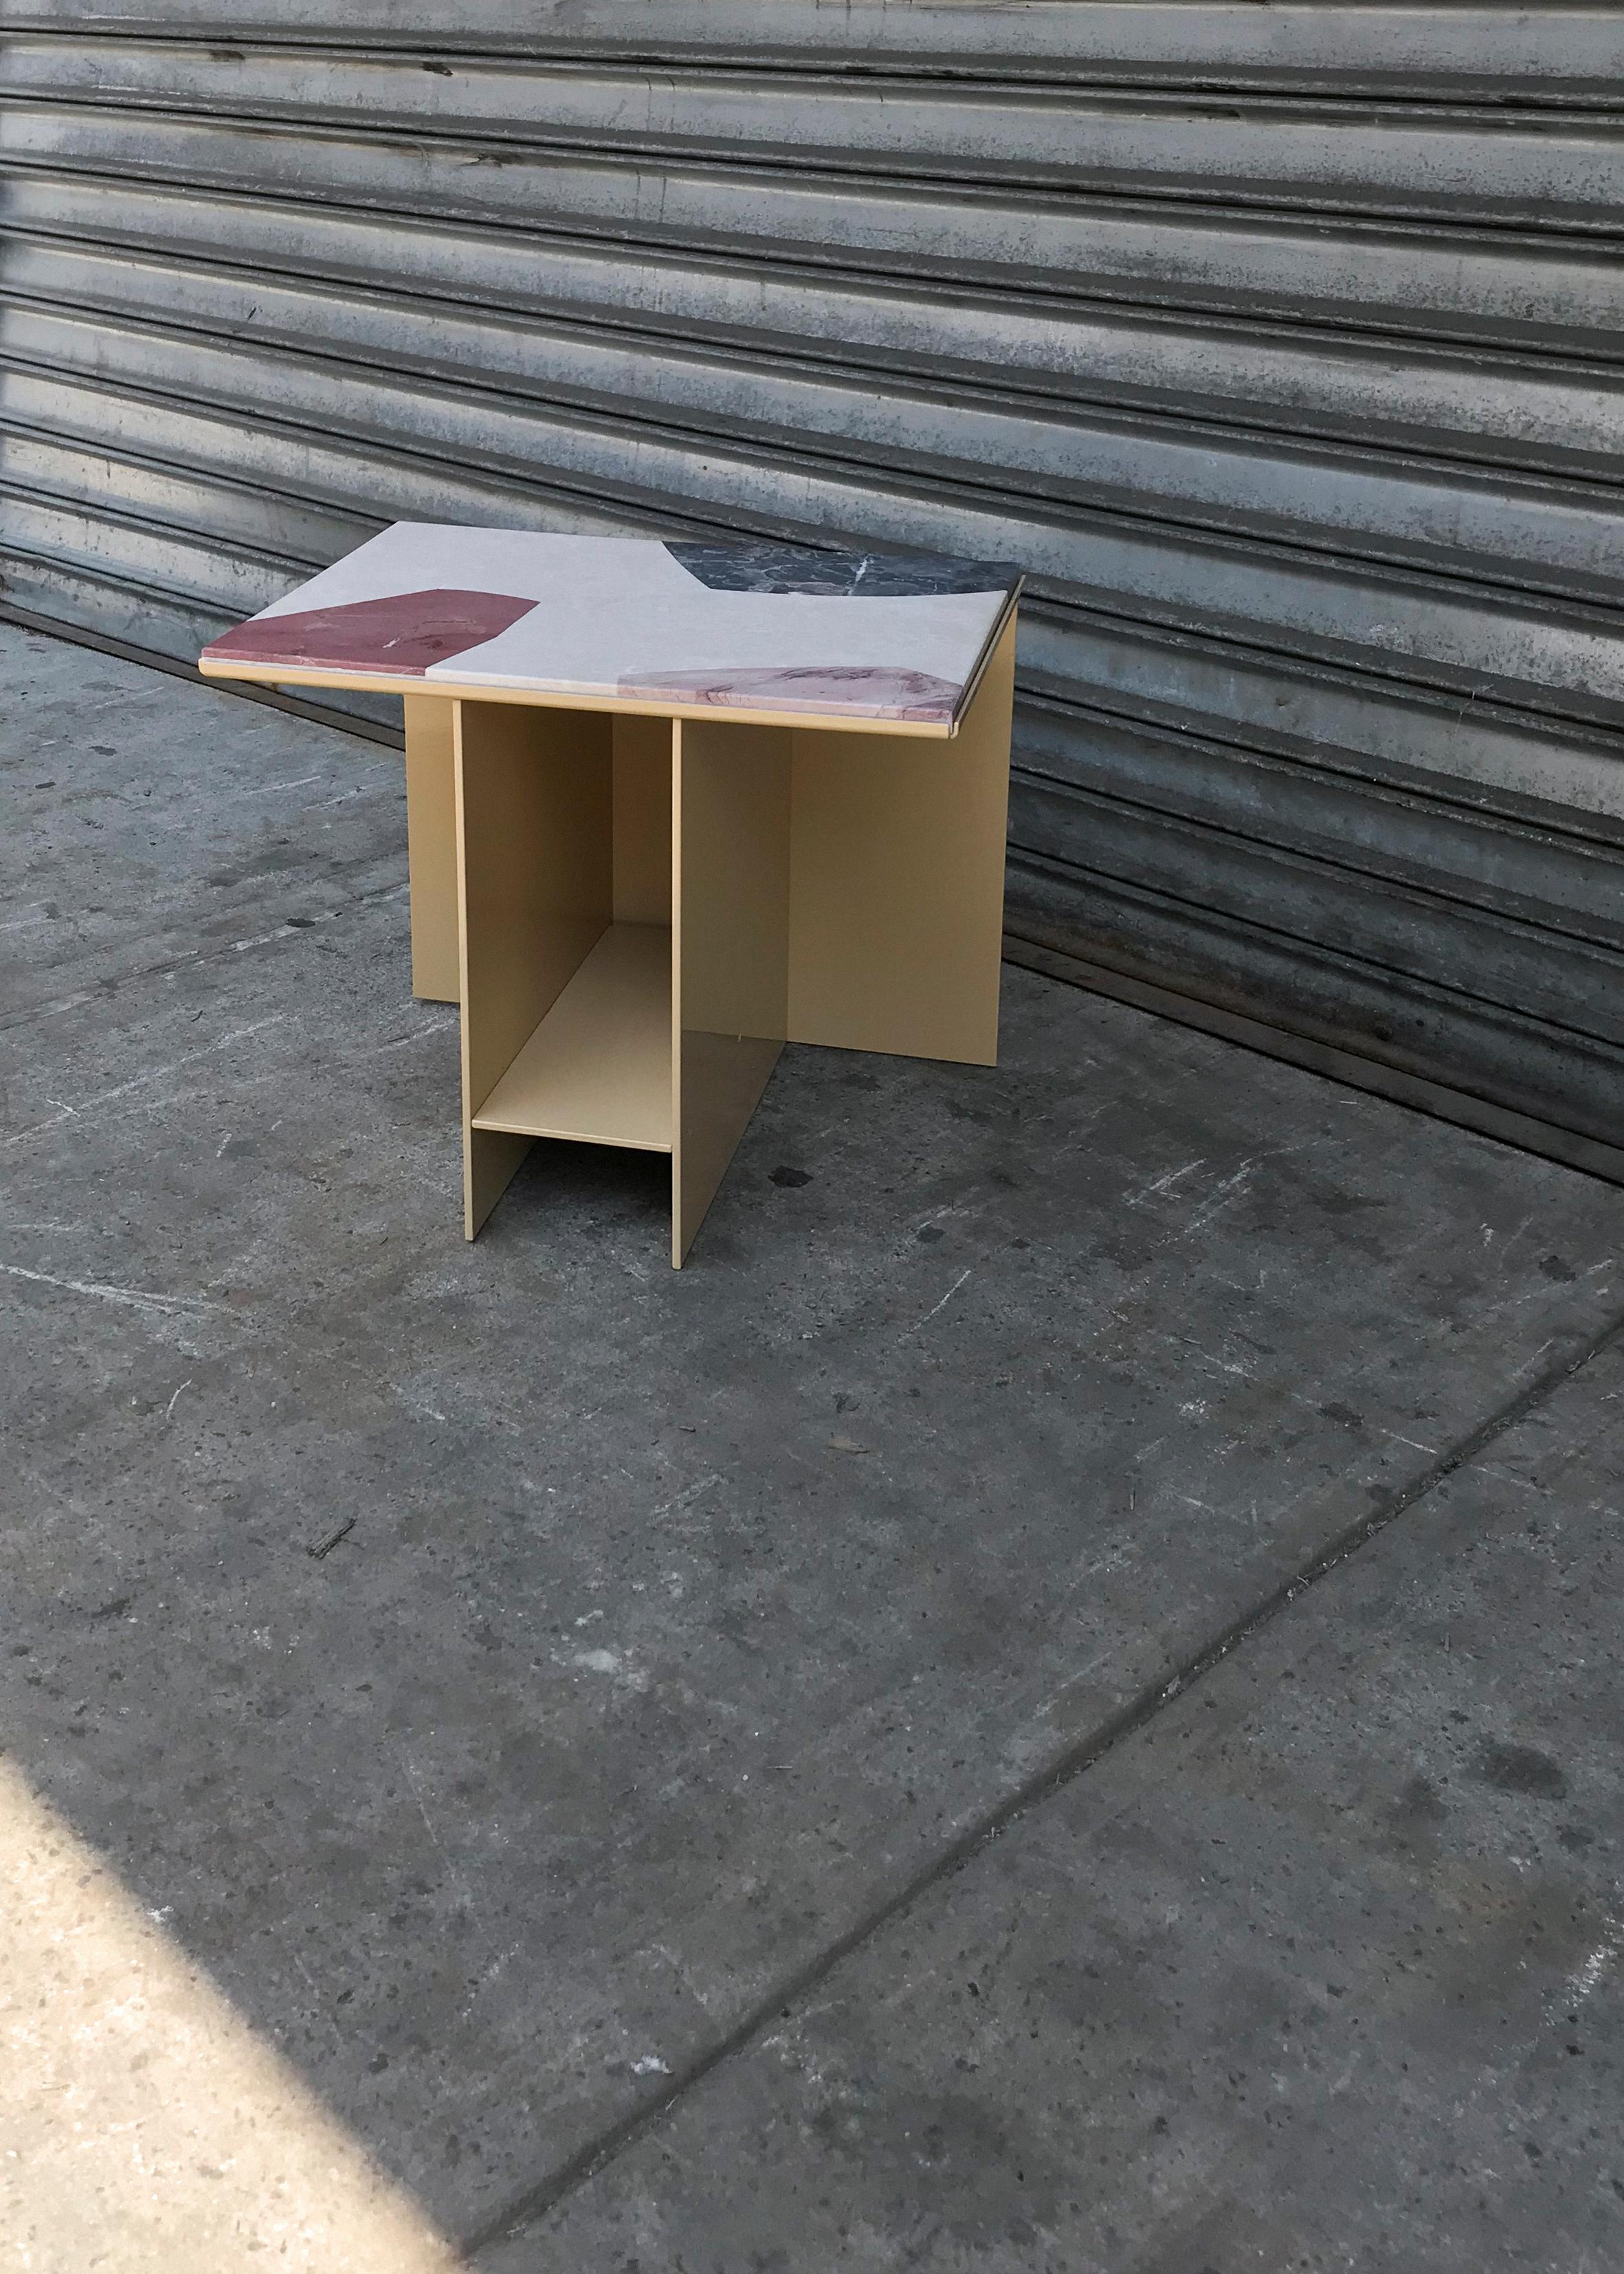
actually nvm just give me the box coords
[1,2,1621,1155]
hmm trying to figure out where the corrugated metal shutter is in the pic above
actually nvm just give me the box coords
[4,1,1621,1171]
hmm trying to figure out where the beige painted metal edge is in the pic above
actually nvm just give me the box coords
[402,694,460,1004]
[948,586,1021,727]
[198,659,959,739]
[454,698,614,1240]
[668,720,684,1267]
[671,716,792,1268]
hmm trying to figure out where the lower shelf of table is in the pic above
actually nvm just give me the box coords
[471,922,673,1152]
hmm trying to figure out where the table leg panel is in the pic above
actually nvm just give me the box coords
[673,719,792,1266]
[786,616,1015,1067]
[402,695,460,1005]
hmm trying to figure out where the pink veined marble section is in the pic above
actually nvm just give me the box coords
[616,664,961,722]
[201,588,539,677]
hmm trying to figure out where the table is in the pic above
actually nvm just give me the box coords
[199,526,1021,1264]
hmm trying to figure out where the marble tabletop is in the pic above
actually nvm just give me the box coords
[199,524,1022,728]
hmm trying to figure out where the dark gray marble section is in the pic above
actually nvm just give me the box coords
[663,539,1022,599]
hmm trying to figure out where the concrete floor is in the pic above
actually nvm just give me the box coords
[1,619,1621,2271]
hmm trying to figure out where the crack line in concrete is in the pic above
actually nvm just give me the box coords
[0,876,412,1045]
[459,1303,1624,2262]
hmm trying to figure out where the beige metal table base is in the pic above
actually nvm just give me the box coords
[412,618,1014,1264]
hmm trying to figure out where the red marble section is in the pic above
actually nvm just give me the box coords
[201,588,537,676]
[617,664,961,722]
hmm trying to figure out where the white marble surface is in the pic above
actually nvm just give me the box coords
[201,525,1020,725]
